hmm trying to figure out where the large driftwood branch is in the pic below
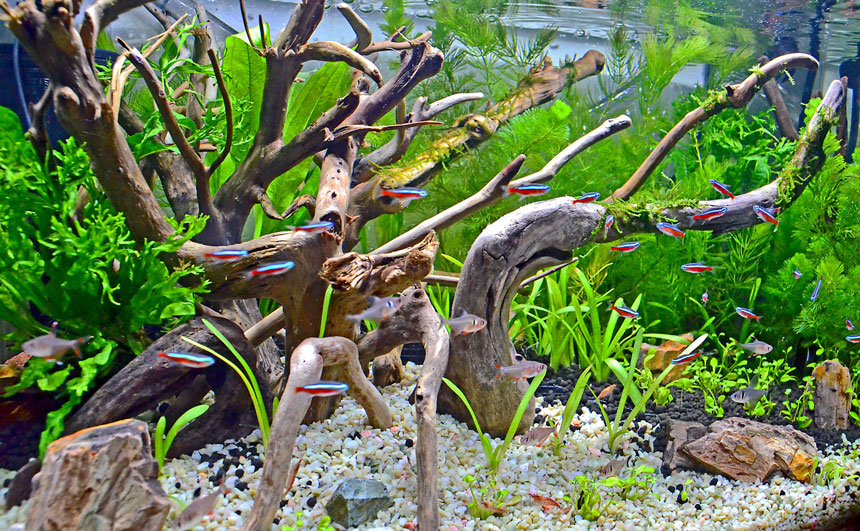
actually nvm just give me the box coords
[241,337,391,531]
[439,79,844,437]
[337,3,372,51]
[758,55,799,142]
[609,53,819,201]
[369,115,632,254]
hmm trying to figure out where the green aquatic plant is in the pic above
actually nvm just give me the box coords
[462,472,521,520]
[153,404,210,475]
[565,465,657,521]
[442,371,545,476]
[279,511,336,531]
[780,373,815,429]
[180,319,270,446]
[549,366,593,458]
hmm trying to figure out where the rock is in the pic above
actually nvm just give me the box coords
[639,333,694,383]
[5,459,40,509]
[812,360,851,430]
[661,420,707,473]
[678,417,817,482]
[372,346,405,387]
[325,478,394,528]
[26,419,170,531]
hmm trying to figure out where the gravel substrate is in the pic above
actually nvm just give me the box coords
[2,362,859,530]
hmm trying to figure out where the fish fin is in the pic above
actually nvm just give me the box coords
[285,225,296,230]
[455,308,467,318]
[365,295,379,306]
[345,315,361,324]
[495,364,501,379]
[501,187,510,198]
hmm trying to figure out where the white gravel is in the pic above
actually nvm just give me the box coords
[2,361,859,530]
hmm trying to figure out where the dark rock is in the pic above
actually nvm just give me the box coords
[662,420,707,473]
[235,480,248,491]
[5,459,40,509]
[325,478,394,528]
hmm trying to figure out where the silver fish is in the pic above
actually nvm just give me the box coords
[442,309,487,336]
[729,387,767,405]
[738,340,773,355]
[517,426,556,447]
[346,296,402,324]
[21,322,90,362]
[599,458,628,478]
[170,482,226,530]
[495,360,547,381]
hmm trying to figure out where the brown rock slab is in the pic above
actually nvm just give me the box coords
[678,417,817,482]
[5,459,40,509]
[26,419,170,531]
[640,333,693,384]
[661,420,707,472]
[813,360,851,430]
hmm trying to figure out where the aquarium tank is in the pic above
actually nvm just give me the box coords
[1,0,860,529]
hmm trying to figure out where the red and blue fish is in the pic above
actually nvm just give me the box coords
[604,214,615,232]
[204,250,249,260]
[692,207,728,222]
[610,242,640,253]
[295,381,349,396]
[709,179,735,200]
[811,277,822,302]
[656,222,685,238]
[249,261,295,276]
[286,221,334,233]
[702,292,709,306]
[571,192,600,204]
[847,320,854,331]
[753,205,779,228]
[848,335,860,344]
[671,350,701,365]
[735,307,761,321]
[504,183,550,198]
[681,263,714,274]
[793,270,803,279]
[610,305,639,319]
[157,351,215,368]
[379,188,428,208]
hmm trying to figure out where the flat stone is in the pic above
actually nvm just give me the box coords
[812,360,851,430]
[678,417,817,482]
[4,459,40,509]
[26,419,170,531]
[325,478,394,528]
[661,420,707,473]
[639,333,693,383]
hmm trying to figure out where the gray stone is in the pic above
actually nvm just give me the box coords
[325,478,394,528]
[661,420,707,473]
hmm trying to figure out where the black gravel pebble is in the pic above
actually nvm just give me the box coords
[229,448,241,457]
[780,490,786,496]
[678,483,684,491]
[175,482,181,489]
[235,469,245,479]
[158,402,170,414]
[405,439,414,448]
[236,510,242,515]
[534,415,545,425]
[695,503,702,511]
[710,478,719,486]
[280,500,288,509]
[2,479,10,488]
[193,487,201,498]
[668,485,675,493]
[252,458,263,469]
[676,492,686,504]
[235,481,248,491]
[306,480,312,486]
[273,518,280,525]
[307,496,317,508]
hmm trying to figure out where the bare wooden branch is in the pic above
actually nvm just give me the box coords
[336,3,372,51]
[80,0,153,63]
[242,337,391,531]
[26,82,53,161]
[360,30,433,55]
[239,0,263,56]
[298,41,382,86]
[758,55,799,141]
[610,53,819,201]
[206,48,233,177]
[280,194,316,220]
[143,4,173,31]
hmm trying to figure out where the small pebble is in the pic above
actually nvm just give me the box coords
[405,439,414,448]
[710,478,719,486]
[251,458,263,469]
[174,482,181,489]
[307,496,317,508]
[668,485,675,493]
[235,481,248,491]
[273,518,280,525]
[695,503,701,510]
[235,469,245,479]
[193,487,201,498]
[279,500,288,509]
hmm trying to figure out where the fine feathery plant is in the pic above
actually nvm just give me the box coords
[442,370,545,477]
[180,319,270,446]
[153,404,210,475]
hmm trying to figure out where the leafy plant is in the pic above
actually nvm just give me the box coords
[462,472,521,519]
[280,511,336,531]
[600,464,657,501]
[442,370,545,476]
[549,366,592,457]
[780,373,815,429]
[153,404,210,474]
[181,319,270,446]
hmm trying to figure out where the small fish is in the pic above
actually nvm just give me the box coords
[753,205,779,227]
[729,387,767,405]
[735,307,761,321]
[597,384,616,400]
[495,360,547,381]
[571,192,600,204]
[285,221,334,233]
[249,261,295,276]
[441,309,486,336]
[346,295,402,324]
[692,207,728,222]
[604,214,615,231]
[295,381,349,396]
[379,188,428,207]
[517,426,556,447]
[811,277,822,302]
[22,322,90,362]
[655,222,686,238]
[702,292,709,306]
[738,340,773,355]
[609,305,639,319]
[157,351,215,369]
[610,242,640,253]
[793,270,803,279]
[709,179,735,200]
[847,335,860,344]
[671,351,701,365]
[599,458,627,478]
[681,263,714,274]
[203,249,249,260]
[170,481,227,530]
[504,183,550,198]
[847,320,854,331]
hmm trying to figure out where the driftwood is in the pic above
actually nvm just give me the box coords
[241,337,391,531]
[439,79,845,436]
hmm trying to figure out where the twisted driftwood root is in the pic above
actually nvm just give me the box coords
[241,337,391,531]
[439,80,845,437]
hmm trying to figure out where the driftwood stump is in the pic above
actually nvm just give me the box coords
[813,360,852,430]
[26,419,170,531]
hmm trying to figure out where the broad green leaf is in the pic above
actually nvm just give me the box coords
[222,27,268,133]
[37,366,72,391]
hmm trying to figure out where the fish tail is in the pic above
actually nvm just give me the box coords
[285,225,296,230]
[501,187,510,198]
[494,364,501,379]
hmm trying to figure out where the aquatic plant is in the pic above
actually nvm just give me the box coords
[153,404,210,475]
[461,472,521,520]
[549,366,593,458]
[566,465,657,521]
[780,373,815,429]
